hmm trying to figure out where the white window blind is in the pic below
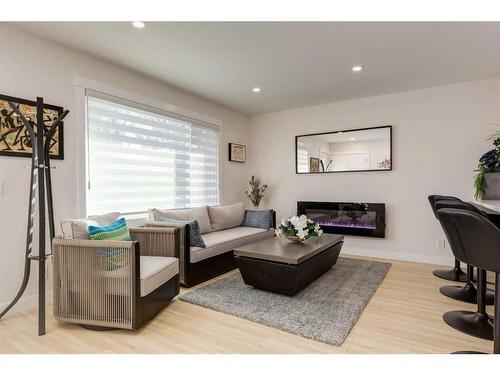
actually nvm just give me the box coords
[86,94,219,215]
[297,148,309,173]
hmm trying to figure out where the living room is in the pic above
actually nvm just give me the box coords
[2,1,500,373]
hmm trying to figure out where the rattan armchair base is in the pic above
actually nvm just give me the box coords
[79,324,119,331]
[134,274,180,328]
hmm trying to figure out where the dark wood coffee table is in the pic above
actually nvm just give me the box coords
[234,233,344,295]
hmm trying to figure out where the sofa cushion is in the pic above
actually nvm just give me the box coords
[190,226,274,263]
[242,209,274,229]
[140,256,179,297]
[149,206,211,234]
[207,202,245,231]
[60,212,121,239]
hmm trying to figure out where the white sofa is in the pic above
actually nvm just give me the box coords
[147,202,275,287]
[190,226,273,263]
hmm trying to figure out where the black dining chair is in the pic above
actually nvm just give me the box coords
[437,208,499,353]
[428,195,466,282]
[434,200,494,305]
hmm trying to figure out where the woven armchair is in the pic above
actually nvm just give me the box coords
[52,227,181,330]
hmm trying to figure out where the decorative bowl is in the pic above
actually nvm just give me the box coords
[284,235,309,244]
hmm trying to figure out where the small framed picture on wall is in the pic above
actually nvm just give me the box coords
[309,157,320,173]
[229,143,246,163]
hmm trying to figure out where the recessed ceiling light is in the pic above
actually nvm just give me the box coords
[352,65,363,73]
[252,87,262,93]
[350,137,355,141]
[132,21,146,29]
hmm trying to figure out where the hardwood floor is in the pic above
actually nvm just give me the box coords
[0,255,494,354]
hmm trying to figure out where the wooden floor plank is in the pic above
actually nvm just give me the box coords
[0,255,494,354]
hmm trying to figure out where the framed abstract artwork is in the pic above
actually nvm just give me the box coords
[229,143,246,163]
[0,94,64,159]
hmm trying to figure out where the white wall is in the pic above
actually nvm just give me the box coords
[0,25,250,314]
[249,78,500,265]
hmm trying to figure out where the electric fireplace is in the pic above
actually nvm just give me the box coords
[297,201,386,238]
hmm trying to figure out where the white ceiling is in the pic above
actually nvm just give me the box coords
[12,22,500,115]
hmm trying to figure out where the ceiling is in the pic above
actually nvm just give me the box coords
[12,22,500,115]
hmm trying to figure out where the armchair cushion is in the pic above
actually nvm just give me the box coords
[242,209,274,229]
[140,256,179,297]
[207,202,245,231]
[149,206,211,234]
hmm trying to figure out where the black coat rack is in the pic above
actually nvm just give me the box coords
[0,97,69,335]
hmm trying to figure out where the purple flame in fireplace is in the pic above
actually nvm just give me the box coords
[313,218,376,230]
[306,209,377,230]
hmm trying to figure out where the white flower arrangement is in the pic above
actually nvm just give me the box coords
[275,215,323,243]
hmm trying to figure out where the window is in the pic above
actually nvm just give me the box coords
[86,93,219,215]
[297,148,309,173]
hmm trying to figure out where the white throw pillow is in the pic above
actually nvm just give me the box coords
[208,202,245,231]
[60,212,121,239]
[149,206,212,234]
[89,212,121,225]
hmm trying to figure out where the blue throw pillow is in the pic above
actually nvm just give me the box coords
[159,218,206,248]
[242,209,273,230]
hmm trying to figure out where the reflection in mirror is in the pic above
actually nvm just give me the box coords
[296,126,392,173]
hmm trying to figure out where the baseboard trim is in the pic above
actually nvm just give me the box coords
[0,291,53,317]
[341,246,454,266]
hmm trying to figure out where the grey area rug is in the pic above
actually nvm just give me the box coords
[180,257,391,346]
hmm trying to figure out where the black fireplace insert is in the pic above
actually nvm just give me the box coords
[297,201,386,238]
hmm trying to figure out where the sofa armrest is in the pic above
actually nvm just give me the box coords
[129,226,180,258]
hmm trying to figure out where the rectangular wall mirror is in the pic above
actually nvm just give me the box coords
[295,125,392,174]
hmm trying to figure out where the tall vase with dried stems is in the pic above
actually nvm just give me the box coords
[245,176,267,208]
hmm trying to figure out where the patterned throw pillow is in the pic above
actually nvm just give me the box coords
[242,209,273,230]
[159,218,206,248]
[88,217,131,241]
[97,248,128,271]
[88,218,132,271]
